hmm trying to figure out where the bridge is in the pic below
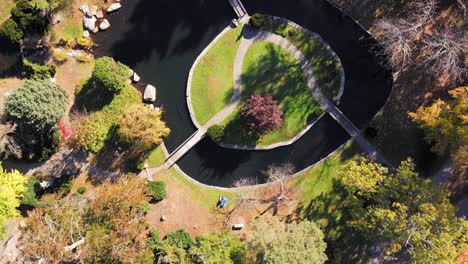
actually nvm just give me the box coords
[227,0,248,19]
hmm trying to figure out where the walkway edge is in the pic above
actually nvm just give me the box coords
[186,25,234,129]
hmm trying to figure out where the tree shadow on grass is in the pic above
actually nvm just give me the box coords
[72,79,116,113]
[222,114,260,146]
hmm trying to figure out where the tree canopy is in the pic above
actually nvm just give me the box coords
[241,94,283,135]
[0,163,27,239]
[339,158,468,262]
[246,215,327,264]
[118,105,170,150]
[90,56,130,94]
[6,79,68,132]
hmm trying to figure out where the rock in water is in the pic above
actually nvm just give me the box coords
[144,84,157,102]
[83,16,97,31]
[107,3,121,12]
[99,19,111,30]
[132,72,140,83]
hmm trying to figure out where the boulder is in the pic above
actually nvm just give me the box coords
[132,72,140,82]
[83,16,97,31]
[96,10,104,19]
[107,3,121,12]
[51,14,62,24]
[82,30,90,38]
[128,68,134,77]
[92,27,99,33]
[90,5,98,16]
[79,4,89,14]
[144,84,157,102]
[99,19,111,30]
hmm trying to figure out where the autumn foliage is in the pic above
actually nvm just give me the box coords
[241,94,283,135]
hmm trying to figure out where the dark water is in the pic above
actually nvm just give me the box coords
[93,0,392,187]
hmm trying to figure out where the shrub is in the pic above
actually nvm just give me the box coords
[76,37,93,49]
[118,105,170,151]
[57,36,74,47]
[147,228,160,249]
[250,13,268,28]
[77,186,87,194]
[51,48,67,63]
[91,56,130,94]
[146,181,166,202]
[76,53,93,63]
[241,94,283,135]
[21,176,40,207]
[6,80,68,132]
[22,59,57,80]
[0,18,24,44]
[165,229,194,249]
[40,126,60,161]
[207,124,225,143]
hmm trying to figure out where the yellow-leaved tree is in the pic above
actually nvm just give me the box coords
[0,162,27,238]
[118,105,170,151]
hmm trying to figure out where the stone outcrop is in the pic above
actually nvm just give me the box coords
[107,3,121,12]
[83,16,97,31]
[99,19,111,30]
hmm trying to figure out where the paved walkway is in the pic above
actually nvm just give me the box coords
[142,26,391,178]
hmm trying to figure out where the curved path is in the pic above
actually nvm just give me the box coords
[142,26,389,177]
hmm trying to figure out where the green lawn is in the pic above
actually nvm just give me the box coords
[143,145,166,168]
[190,26,243,126]
[262,21,342,101]
[221,41,323,147]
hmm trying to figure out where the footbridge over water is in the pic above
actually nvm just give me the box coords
[228,0,248,19]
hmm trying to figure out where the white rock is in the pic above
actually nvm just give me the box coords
[99,19,110,30]
[96,10,104,19]
[52,14,62,24]
[144,84,156,102]
[79,4,89,14]
[128,68,134,77]
[132,72,140,82]
[149,104,155,110]
[82,30,90,38]
[107,3,121,12]
[39,180,53,189]
[90,5,98,16]
[19,221,26,228]
[83,16,97,31]
[92,27,99,33]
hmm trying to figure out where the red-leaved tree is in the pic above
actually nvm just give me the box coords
[241,94,283,135]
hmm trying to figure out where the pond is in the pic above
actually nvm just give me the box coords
[92,0,392,187]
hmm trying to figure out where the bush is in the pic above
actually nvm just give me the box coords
[146,181,166,202]
[77,37,93,49]
[165,229,194,249]
[51,48,67,63]
[21,176,40,207]
[207,124,225,143]
[91,56,130,94]
[76,53,93,63]
[22,59,57,80]
[147,228,160,249]
[241,94,283,135]
[77,186,87,194]
[250,13,268,28]
[0,18,24,44]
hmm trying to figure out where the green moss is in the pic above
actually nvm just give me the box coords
[190,26,243,125]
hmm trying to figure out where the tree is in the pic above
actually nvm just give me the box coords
[409,86,468,194]
[241,94,283,135]
[6,79,68,132]
[189,232,246,264]
[246,215,327,264]
[207,124,225,143]
[11,0,49,33]
[147,181,167,202]
[0,163,27,239]
[90,56,130,94]
[118,105,170,150]
[340,157,387,199]
[0,18,23,44]
[340,158,468,262]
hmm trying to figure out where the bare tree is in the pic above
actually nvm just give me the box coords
[421,26,468,81]
[264,163,295,201]
[0,122,22,159]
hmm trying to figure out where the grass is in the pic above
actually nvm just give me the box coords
[260,20,342,101]
[0,0,14,24]
[143,145,166,168]
[190,26,243,125]
[221,41,323,147]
